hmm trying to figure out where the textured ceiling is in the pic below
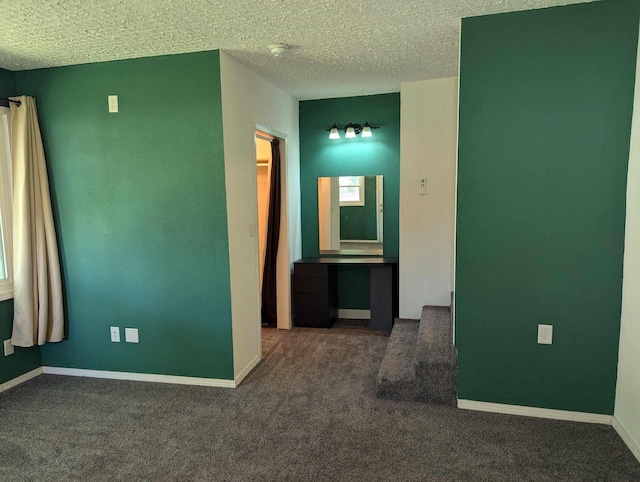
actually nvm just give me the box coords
[1,0,595,100]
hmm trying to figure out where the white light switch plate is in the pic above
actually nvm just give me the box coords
[110,326,120,343]
[125,328,139,343]
[538,324,553,345]
[108,95,118,113]
[3,339,14,356]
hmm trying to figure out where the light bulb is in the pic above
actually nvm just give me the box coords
[362,123,372,137]
[345,125,356,138]
[329,124,340,140]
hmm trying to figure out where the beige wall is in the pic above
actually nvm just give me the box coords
[219,52,301,382]
[615,29,640,462]
[399,78,458,318]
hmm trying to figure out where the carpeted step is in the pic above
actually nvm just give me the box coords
[375,319,419,400]
[414,306,457,406]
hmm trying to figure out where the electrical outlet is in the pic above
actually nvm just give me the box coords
[108,95,118,113]
[538,324,553,345]
[3,339,14,356]
[125,328,139,343]
[110,326,120,343]
[420,177,427,195]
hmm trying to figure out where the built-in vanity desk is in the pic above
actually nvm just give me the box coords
[293,257,399,332]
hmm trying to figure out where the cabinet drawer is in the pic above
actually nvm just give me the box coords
[294,263,328,279]
[294,277,329,294]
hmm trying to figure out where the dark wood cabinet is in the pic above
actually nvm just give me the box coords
[293,257,399,332]
[293,262,338,328]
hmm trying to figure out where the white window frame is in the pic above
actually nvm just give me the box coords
[338,176,365,207]
[0,106,13,301]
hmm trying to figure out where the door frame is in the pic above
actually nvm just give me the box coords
[252,123,292,343]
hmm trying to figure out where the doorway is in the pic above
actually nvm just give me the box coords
[255,135,272,293]
[254,127,290,345]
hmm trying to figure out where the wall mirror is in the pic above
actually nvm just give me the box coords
[318,175,383,255]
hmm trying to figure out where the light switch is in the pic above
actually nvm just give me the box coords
[108,95,118,113]
[420,177,427,195]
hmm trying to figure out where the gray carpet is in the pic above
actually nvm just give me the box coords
[376,319,420,400]
[1,327,639,481]
[376,307,457,405]
[414,306,457,405]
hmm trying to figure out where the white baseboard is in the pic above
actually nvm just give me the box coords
[0,367,43,393]
[42,366,236,388]
[613,417,640,463]
[234,355,261,386]
[338,309,371,320]
[457,399,613,425]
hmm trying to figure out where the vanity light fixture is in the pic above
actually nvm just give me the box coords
[325,122,379,140]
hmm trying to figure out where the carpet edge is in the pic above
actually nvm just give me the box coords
[613,416,640,464]
[0,367,43,393]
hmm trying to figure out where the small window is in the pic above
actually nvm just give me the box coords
[0,106,13,301]
[339,176,365,206]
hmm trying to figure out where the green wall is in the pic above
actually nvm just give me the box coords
[0,300,41,384]
[340,176,378,240]
[0,68,16,101]
[15,51,234,379]
[0,68,42,384]
[456,0,639,414]
[300,94,400,310]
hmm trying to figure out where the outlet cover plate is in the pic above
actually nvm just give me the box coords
[110,326,120,343]
[3,339,14,356]
[538,324,553,345]
[125,328,139,343]
[108,95,118,113]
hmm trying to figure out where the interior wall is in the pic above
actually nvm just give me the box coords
[615,22,640,458]
[399,78,457,318]
[456,0,639,414]
[0,68,41,384]
[16,51,235,379]
[299,94,400,311]
[219,52,301,380]
[0,296,41,385]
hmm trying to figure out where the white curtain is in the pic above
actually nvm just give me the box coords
[9,96,64,347]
